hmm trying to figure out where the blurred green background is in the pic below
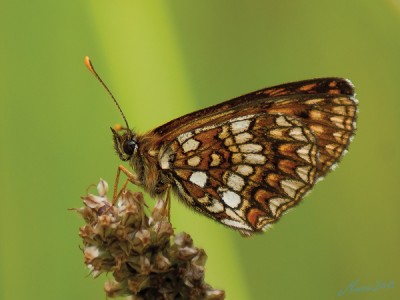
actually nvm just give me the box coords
[1,1,399,299]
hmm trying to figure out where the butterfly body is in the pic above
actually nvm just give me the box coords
[111,78,357,236]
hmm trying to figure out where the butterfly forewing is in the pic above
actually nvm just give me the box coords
[266,94,357,176]
[135,78,357,235]
[154,78,357,178]
[153,78,354,137]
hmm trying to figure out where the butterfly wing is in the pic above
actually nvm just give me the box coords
[158,113,318,235]
[153,78,357,177]
[153,77,355,134]
[264,92,357,176]
[148,78,357,235]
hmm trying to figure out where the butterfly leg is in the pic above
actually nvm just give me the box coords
[113,165,142,203]
[113,177,133,204]
[164,184,172,220]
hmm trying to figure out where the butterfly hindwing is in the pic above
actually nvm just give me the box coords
[158,113,318,235]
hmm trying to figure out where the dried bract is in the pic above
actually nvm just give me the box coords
[75,179,225,299]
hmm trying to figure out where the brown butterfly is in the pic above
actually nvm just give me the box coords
[85,57,358,236]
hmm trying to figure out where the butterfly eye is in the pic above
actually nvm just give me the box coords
[123,140,137,156]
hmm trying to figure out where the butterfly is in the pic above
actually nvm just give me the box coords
[85,57,358,236]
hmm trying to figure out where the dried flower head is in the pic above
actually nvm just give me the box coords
[75,179,225,299]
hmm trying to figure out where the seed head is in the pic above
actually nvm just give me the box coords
[75,179,225,299]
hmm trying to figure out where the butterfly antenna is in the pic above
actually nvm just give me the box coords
[84,56,130,131]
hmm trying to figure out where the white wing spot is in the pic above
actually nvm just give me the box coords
[239,143,262,153]
[232,115,255,121]
[269,197,290,215]
[159,147,174,170]
[330,162,339,171]
[206,199,224,213]
[182,138,200,153]
[225,172,245,192]
[231,120,251,134]
[194,123,219,134]
[289,127,308,142]
[236,164,254,176]
[276,115,292,127]
[333,131,345,143]
[177,132,193,144]
[225,206,243,220]
[243,153,266,165]
[330,115,345,129]
[304,98,325,105]
[296,165,311,182]
[296,144,312,162]
[234,132,253,144]
[281,179,305,198]
[221,218,252,231]
[189,171,208,188]
[219,189,241,208]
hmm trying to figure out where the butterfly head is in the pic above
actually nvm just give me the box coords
[111,126,138,161]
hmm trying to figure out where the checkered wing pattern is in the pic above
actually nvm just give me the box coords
[153,78,357,235]
[159,114,318,235]
[154,78,357,180]
[266,95,357,177]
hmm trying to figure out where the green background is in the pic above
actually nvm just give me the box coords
[1,1,399,299]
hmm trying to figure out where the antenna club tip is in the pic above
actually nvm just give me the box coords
[84,56,95,74]
[114,123,123,131]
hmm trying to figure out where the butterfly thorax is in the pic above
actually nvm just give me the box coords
[111,127,172,197]
[134,133,173,197]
